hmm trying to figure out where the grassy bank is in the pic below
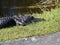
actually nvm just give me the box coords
[0,8,60,42]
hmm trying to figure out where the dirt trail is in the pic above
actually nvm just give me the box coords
[0,32,60,45]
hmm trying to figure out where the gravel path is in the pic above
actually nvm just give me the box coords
[0,32,60,45]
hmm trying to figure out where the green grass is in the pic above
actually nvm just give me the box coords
[0,8,60,42]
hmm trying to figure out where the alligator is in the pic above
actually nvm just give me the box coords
[0,16,45,28]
